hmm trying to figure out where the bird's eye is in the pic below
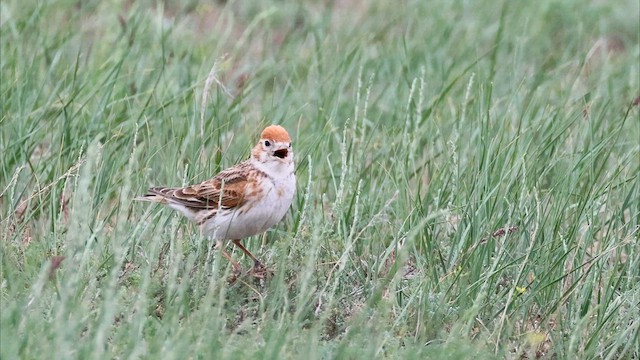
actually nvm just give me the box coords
[264,140,271,147]
[288,143,292,148]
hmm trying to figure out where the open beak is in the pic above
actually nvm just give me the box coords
[273,148,288,159]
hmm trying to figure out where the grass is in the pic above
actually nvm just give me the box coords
[1,0,639,358]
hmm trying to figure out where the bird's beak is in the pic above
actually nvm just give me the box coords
[273,148,288,159]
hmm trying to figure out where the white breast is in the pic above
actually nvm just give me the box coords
[203,163,296,240]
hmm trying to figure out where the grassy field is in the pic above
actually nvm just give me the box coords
[1,0,639,358]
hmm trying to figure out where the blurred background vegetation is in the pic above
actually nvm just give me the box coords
[1,0,638,359]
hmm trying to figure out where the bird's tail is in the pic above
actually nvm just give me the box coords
[133,187,175,204]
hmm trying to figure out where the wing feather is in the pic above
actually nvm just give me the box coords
[139,163,250,210]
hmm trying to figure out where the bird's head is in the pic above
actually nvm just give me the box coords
[252,125,294,168]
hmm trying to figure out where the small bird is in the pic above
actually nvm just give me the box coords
[136,125,296,278]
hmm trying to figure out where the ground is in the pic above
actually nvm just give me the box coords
[1,0,639,359]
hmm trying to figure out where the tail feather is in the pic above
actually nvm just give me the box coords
[134,187,176,203]
[134,187,200,222]
[133,194,165,203]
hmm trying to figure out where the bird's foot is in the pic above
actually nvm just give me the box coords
[249,260,270,279]
[226,264,243,284]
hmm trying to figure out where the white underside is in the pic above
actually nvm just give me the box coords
[171,159,296,240]
[203,173,295,239]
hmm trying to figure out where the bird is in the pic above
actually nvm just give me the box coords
[135,125,296,279]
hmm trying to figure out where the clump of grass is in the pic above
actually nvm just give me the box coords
[1,0,638,358]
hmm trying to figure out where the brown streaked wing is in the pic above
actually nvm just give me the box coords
[149,168,248,210]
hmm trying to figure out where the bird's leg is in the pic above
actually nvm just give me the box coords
[220,248,242,273]
[221,249,243,284]
[215,240,242,277]
[232,239,263,269]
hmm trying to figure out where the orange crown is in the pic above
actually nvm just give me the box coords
[260,125,291,143]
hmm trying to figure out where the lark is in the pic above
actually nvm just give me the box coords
[136,125,296,278]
